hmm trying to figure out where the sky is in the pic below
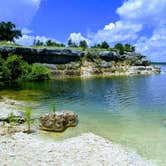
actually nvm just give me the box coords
[0,0,166,62]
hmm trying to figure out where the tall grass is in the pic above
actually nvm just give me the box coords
[25,107,32,133]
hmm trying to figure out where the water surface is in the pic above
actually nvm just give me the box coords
[1,73,166,165]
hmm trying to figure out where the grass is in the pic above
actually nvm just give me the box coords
[25,107,32,133]
[0,41,22,47]
[49,104,57,113]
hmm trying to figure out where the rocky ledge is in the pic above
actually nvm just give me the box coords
[0,132,155,166]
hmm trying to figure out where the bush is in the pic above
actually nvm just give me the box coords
[26,63,50,81]
[0,54,51,84]
[114,43,124,55]
[2,54,26,83]
[0,56,4,81]
[100,41,109,49]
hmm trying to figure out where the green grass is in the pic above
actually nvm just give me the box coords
[0,41,118,52]
[0,41,22,47]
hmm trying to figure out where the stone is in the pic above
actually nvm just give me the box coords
[39,111,78,132]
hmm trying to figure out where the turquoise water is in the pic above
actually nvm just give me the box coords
[1,73,166,165]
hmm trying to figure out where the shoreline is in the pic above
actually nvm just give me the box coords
[0,98,156,166]
[0,131,155,166]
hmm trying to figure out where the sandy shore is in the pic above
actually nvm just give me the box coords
[0,132,155,166]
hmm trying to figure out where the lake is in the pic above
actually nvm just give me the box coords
[1,69,166,165]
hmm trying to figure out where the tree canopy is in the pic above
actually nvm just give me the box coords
[100,41,109,49]
[68,39,78,47]
[79,40,88,50]
[0,21,22,42]
[46,40,65,47]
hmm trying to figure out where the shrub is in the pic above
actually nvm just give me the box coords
[100,41,109,49]
[2,54,26,83]
[114,43,124,55]
[79,40,88,50]
[0,54,51,84]
[82,52,94,62]
[27,63,50,81]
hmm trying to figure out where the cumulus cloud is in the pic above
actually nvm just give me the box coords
[0,0,42,26]
[68,33,91,45]
[88,21,142,44]
[117,0,166,25]
[135,26,166,62]
[16,34,57,46]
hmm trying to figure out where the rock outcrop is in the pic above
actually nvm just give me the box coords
[0,46,149,65]
[0,46,83,64]
[0,46,161,76]
[39,111,78,132]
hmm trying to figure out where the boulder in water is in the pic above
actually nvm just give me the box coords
[39,111,78,132]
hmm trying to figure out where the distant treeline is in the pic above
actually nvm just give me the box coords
[0,21,135,55]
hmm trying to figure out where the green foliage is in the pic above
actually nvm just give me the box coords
[33,39,44,46]
[100,41,109,49]
[82,52,95,62]
[2,54,26,83]
[0,21,22,42]
[114,43,124,55]
[26,64,50,81]
[46,40,65,47]
[0,54,51,84]
[7,113,15,123]
[79,40,88,50]
[49,104,57,113]
[68,39,78,47]
[25,107,32,133]
[124,44,135,52]
[0,56,4,81]
[0,41,21,47]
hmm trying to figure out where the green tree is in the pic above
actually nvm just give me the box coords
[33,39,44,46]
[46,40,65,47]
[79,40,88,50]
[124,43,135,52]
[2,54,25,83]
[114,43,124,55]
[100,41,109,49]
[27,64,50,81]
[0,21,22,42]
[68,39,77,47]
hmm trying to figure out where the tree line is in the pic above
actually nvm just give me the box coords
[0,21,135,54]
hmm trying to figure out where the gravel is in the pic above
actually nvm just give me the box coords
[0,132,155,166]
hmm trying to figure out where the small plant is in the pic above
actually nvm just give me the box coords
[49,104,57,113]
[25,107,32,133]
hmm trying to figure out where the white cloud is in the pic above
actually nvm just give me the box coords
[68,33,91,45]
[16,34,58,46]
[117,0,166,25]
[88,21,142,44]
[22,28,33,34]
[135,26,166,62]
[0,0,42,26]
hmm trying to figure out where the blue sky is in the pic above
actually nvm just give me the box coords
[0,0,166,62]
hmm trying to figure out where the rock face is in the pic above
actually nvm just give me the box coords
[39,111,78,132]
[0,46,84,64]
[0,46,149,65]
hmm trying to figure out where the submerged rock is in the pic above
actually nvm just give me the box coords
[39,111,78,132]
